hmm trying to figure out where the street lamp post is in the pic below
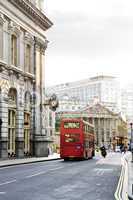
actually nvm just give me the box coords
[0,118,2,138]
[109,137,111,150]
[130,122,133,162]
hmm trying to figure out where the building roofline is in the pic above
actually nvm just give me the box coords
[8,0,53,31]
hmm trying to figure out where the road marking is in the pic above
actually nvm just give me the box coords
[96,183,101,186]
[93,168,113,176]
[0,192,6,194]
[26,167,63,178]
[0,160,61,170]
[0,179,17,186]
[26,171,46,178]
[48,167,63,172]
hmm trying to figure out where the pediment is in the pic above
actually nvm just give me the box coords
[81,104,116,117]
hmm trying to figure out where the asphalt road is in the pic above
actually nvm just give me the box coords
[0,153,121,200]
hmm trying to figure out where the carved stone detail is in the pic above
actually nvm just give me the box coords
[8,21,21,36]
[8,69,14,76]
[41,40,48,54]
[35,37,48,52]
[0,65,4,72]
[8,0,53,31]
[0,12,5,25]
[25,32,34,45]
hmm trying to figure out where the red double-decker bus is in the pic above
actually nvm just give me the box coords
[60,118,95,160]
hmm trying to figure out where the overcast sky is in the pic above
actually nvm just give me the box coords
[45,0,133,87]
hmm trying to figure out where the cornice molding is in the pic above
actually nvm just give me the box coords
[35,37,48,52]
[0,12,5,25]
[0,61,35,82]
[8,0,53,31]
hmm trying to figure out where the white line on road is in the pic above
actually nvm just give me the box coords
[0,192,6,194]
[0,179,17,186]
[0,160,61,170]
[26,171,47,178]
[26,167,63,178]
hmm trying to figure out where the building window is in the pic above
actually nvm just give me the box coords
[50,130,53,136]
[49,112,52,127]
[24,112,31,155]
[25,44,31,73]
[8,109,16,157]
[72,106,75,110]
[11,35,17,66]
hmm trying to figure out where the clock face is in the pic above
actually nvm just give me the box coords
[51,100,57,107]
[49,94,59,111]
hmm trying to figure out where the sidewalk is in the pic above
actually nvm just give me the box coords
[128,152,133,200]
[0,153,60,168]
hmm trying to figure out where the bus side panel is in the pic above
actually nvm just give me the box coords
[83,133,95,159]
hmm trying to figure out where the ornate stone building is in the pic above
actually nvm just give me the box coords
[0,0,53,158]
[56,103,128,150]
[80,104,128,149]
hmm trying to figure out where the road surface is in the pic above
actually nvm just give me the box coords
[0,152,121,200]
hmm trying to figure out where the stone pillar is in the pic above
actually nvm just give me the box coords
[98,118,101,146]
[103,118,107,146]
[109,118,112,142]
[95,118,98,146]
[34,136,49,157]
[15,103,24,158]
[0,13,5,60]
[0,94,8,158]
[34,37,49,157]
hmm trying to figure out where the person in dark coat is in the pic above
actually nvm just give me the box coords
[100,145,107,158]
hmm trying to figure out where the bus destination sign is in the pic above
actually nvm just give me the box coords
[64,122,80,129]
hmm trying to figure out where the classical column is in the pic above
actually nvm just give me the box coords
[15,94,24,158]
[95,118,98,146]
[109,118,112,142]
[0,93,8,158]
[0,13,5,60]
[33,37,48,157]
[35,38,41,135]
[98,117,102,146]
[103,118,107,146]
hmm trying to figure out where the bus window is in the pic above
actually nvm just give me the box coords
[64,133,80,143]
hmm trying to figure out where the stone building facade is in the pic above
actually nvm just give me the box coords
[80,104,128,148]
[56,103,128,150]
[0,0,53,158]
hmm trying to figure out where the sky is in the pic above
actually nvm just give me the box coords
[44,0,133,87]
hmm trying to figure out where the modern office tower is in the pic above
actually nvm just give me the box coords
[46,75,120,112]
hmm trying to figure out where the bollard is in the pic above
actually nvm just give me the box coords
[132,184,133,195]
